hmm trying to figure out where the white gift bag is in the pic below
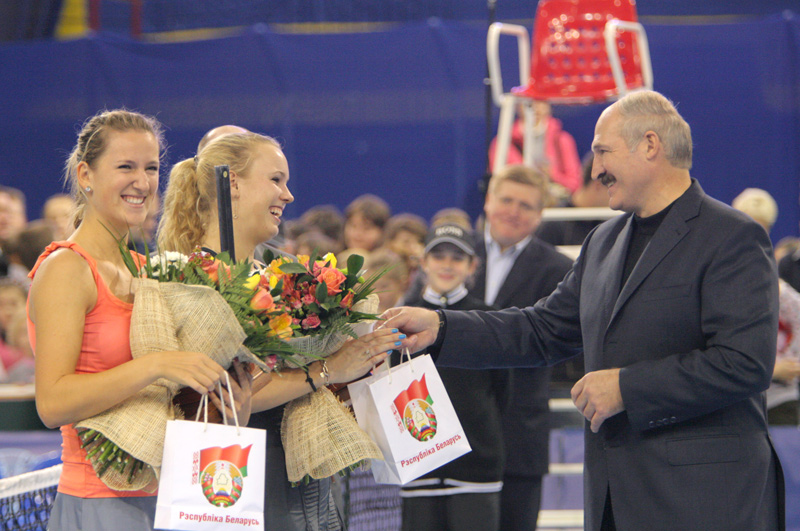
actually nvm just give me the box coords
[349,352,471,485]
[155,374,266,531]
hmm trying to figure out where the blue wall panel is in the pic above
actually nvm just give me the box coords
[1,14,799,241]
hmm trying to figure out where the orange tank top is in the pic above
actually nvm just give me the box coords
[27,241,152,498]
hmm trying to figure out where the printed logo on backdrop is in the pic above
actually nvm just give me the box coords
[191,444,252,507]
[392,375,437,441]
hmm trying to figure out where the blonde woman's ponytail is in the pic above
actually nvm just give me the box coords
[158,158,210,254]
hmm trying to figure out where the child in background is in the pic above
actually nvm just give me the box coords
[0,280,26,343]
[343,194,390,252]
[384,213,427,286]
[365,248,409,313]
[399,224,509,531]
[0,280,28,380]
[3,308,35,382]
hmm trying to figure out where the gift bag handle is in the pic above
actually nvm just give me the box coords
[193,371,241,435]
[386,347,414,384]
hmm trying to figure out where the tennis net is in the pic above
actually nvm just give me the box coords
[0,464,60,530]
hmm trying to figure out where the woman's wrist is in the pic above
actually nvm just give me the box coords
[303,364,318,392]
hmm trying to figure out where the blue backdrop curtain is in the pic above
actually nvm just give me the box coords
[1,12,799,240]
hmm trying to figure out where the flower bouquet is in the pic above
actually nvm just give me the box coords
[75,244,386,491]
[254,248,387,484]
[75,247,308,491]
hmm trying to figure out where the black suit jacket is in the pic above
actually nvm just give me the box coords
[472,236,572,477]
[438,181,784,530]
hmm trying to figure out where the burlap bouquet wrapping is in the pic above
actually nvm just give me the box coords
[281,294,383,483]
[282,387,383,483]
[75,278,255,491]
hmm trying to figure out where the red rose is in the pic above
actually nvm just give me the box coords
[302,292,316,305]
[302,314,321,329]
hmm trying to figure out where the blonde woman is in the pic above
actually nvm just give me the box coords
[159,131,403,530]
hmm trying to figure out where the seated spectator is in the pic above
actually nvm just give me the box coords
[384,213,427,283]
[336,247,371,270]
[0,186,27,276]
[732,188,799,424]
[343,194,390,252]
[431,208,471,230]
[770,280,800,425]
[14,220,56,274]
[0,279,26,372]
[299,205,345,249]
[364,248,409,313]
[488,101,582,198]
[2,308,34,383]
[0,186,27,246]
[1,221,56,288]
[732,188,778,235]
[42,193,76,241]
[775,236,800,264]
[537,152,608,246]
[295,229,342,257]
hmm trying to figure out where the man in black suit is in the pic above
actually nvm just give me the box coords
[384,90,784,531]
[474,165,572,531]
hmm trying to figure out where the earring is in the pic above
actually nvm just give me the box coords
[84,186,92,193]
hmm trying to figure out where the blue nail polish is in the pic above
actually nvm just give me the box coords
[392,328,399,333]
[395,341,402,346]
[399,334,407,340]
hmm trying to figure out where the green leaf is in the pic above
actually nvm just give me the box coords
[346,253,364,277]
[272,279,284,295]
[315,281,328,303]
[263,248,277,265]
[279,262,308,274]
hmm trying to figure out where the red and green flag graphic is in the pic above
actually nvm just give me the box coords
[200,444,252,477]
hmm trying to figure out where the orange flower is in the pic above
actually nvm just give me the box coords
[316,267,346,296]
[250,288,274,312]
[202,259,230,284]
[339,290,355,310]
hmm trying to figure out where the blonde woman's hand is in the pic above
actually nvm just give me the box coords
[209,359,254,425]
[325,328,406,384]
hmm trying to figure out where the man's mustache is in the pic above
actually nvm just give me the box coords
[598,172,616,187]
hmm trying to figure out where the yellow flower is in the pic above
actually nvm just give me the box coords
[269,258,286,276]
[298,255,310,267]
[268,313,293,339]
[269,275,279,290]
[243,273,261,291]
[322,252,337,268]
